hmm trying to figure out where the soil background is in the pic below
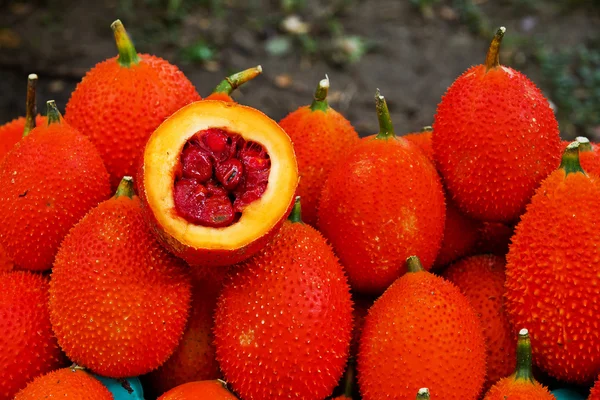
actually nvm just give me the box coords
[0,0,598,138]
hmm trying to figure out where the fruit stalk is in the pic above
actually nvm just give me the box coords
[23,74,38,136]
[576,136,592,152]
[310,76,330,112]
[514,328,534,382]
[46,100,62,125]
[111,19,140,67]
[375,89,395,140]
[485,27,506,71]
[212,66,263,95]
[115,176,135,198]
[416,388,430,400]
[288,196,303,224]
[559,141,584,176]
[406,255,425,273]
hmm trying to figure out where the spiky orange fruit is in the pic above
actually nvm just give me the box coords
[443,255,516,389]
[590,376,600,400]
[49,177,192,378]
[318,92,445,294]
[157,380,238,400]
[0,271,66,399]
[0,101,110,271]
[357,256,486,399]
[214,199,353,400]
[65,20,201,188]
[505,142,600,382]
[403,126,433,162]
[279,77,359,226]
[434,198,481,268]
[0,247,13,273]
[14,367,113,400]
[138,100,298,267]
[432,27,561,223]
[483,329,554,400]
[575,137,600,177]
[475,221,514,256]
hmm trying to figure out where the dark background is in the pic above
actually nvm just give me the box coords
[0,0,598,140]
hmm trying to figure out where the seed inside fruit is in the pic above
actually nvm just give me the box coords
[173,128,271,227]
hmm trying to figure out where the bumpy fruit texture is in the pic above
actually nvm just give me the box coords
[443,255,516,389]
[14,368,113,400]
[0,272,66,399]
[475,222,514,256]
[349,295,374,357]
[214,215,353,400]
[157,380,238,400]
[434,198,481,268]
[590,376,600,400]
[0,115,45,159]
[65,20,201,188]
[49,179,192,378]
[279,77,359,226]
[403,127,433,162]
[0,246,13,272]
[357,257,486,400]
[432,28,561,223]
[318,93,445,294]
[576,138,600,177]
[505,143,600,382]
[0,103,111,271]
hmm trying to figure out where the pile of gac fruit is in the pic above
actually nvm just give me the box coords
[1,19,599,400]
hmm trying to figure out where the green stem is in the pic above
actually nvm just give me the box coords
[559,141,585,176]
[514,328,534,382]
[342,358,355,398]
[288,196,303,223]
[310,76,330,112]
[576,136,593,152]
[406,256,424,273]
[212,65,263,95]
[46,100,63,126]
[416,388,430,400]
[23,74,38,137]
[111,20,140,67]
[375,89,395,140]
[114,176,135,198]
[421,126,433,133]
[485,27,506,71]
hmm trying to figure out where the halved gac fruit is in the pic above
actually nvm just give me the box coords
[139,100,298,267]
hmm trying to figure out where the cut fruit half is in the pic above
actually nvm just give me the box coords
[139,100,298,267]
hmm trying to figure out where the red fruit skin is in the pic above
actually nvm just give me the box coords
[590,376,600,400]
[432,65,561,223]
[475,222,514,256]
[443,255,516,390]
[357,270,486,400]
[403,130,433,162]
[434,198,481,268]
[14,368,112,400]
[158,380,238,400]
[0,121,111,271]
[0,115,45,159]
[214,221,353,400]
[0,245,13,273]
[349,295,374,358]
[505,169,600,382]
[318,136,446,294]
[483,378,554,400]
[49,195,192,378]
[65,54,201,188]
[0,271,66,399]
[579,142,600,177]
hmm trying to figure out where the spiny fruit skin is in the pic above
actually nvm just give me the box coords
[505,162,600,382]
[214,220,353,400]
[0,115,45,159]
[317,136,445,294]
[590,376,600,400]
[14,367,113,400]
[434,198,481,268]
[443,255,516,389]
[49,191,192,378]
[157,380,238,400]
[483,380,555,400]
[0,118,111,271]
[403,128,433,162]
[65,54,201,188]
[578,142,600,177]
[0,271,66,399]
[279,98,359,226]
[0,246,12,272]
[432,64,561,223]
[357,265,486,400]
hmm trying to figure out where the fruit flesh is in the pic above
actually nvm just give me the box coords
[174,128,270,228]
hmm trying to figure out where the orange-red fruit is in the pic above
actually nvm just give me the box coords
[484,381,555,400]
[213,216,353,400]
[577,138,600,177]
[505,143,600,382]
[14,367,113,400]
[357,257,486,400]
[403,127,433,162]
[0,246,13,273]
[279,78,359,226]
[49,180,192,378]
[590,376,600,400]
[0,107,110,271]
[158,380,238,400]
[443,255,516,389]
[0,115,45,159]
[432,28,561,223]
[65,20,201,188]
[0,271,66,399]
[434,198,481,268]
[475,222,514,256]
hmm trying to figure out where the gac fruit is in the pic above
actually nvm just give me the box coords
[14,367,112,400]
[318,91,445,294]
[475,221,514,256]
[434,198,481,268]
[49,177,192,378]
[279,76,359,226]
[443,255,516,389]
[357,256,486,400]
[158,380,238,400]
[432,27,561,223]
[138,100,298,267]
[590,376,600,400]
[0,271,66,399]
[0,101,110,271]
[575,137,600,177]
[65,20,201,188]
[403,126,433,162]
[505,141,600,382]
[213,198,353,400]
[483,329,554,400]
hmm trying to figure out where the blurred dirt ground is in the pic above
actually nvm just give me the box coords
[0,0,598,139]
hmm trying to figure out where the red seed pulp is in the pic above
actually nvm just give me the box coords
[173,128,271,227]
